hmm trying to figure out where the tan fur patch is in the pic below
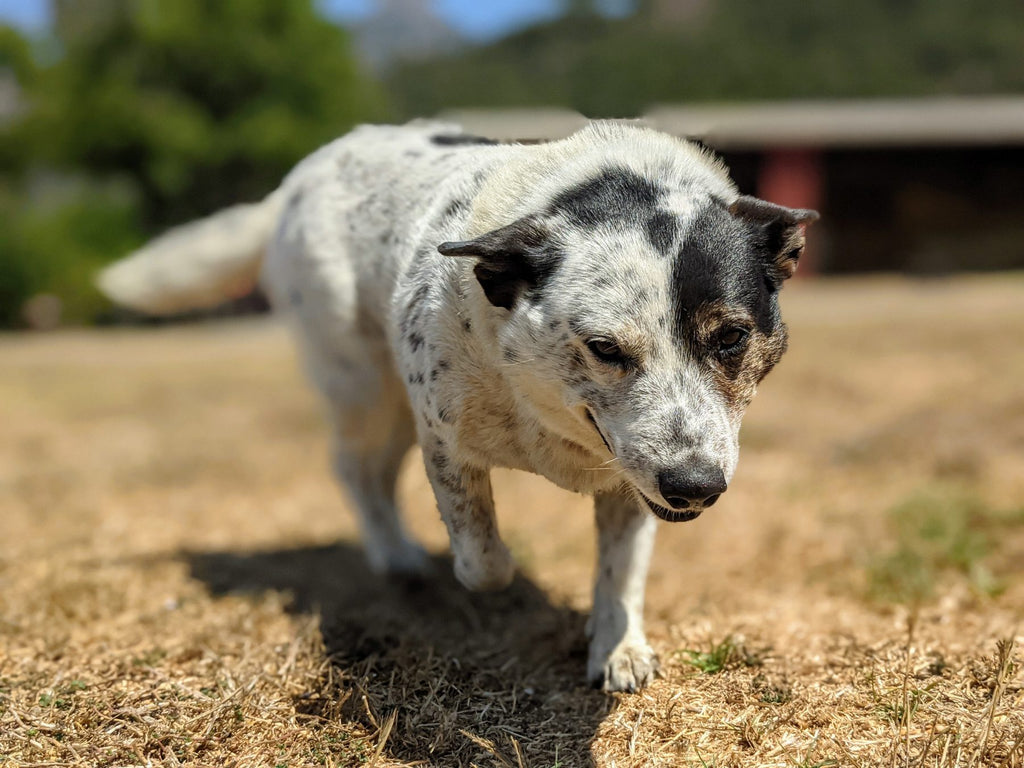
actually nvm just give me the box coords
[690,301,788,416]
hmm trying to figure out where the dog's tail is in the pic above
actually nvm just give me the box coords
[97,191,285,315]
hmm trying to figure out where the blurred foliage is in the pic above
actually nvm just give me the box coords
[0,183,140,325]
[866,491,1024,605]
[0,0,384,326]
[386,0,1024,118]
[16,0,385,229]
[0,23,36,84]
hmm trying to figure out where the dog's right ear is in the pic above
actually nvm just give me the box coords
[438,216,556,310]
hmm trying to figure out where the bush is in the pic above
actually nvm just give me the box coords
[0,184,142,326]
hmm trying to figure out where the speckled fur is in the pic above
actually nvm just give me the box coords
[101,120,816,693]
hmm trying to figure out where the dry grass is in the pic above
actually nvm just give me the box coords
[2,275,1023,767]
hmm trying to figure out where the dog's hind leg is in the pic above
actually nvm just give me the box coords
[262,185,428,576]
[329,397,429,577]
[587,489,659,692]
[298,334,429,577]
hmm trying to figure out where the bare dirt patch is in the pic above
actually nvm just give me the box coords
[2,276,1023,767]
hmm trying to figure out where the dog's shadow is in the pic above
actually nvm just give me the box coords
[186,543,611,767]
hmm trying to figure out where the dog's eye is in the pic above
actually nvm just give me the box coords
[717,327,750,356]
[586,338,628,366]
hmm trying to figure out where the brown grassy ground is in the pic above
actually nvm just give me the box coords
[2,276,1023,768]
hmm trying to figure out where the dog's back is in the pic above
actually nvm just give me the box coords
[99,122,505,322]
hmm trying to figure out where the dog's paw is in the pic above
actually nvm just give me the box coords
[453,544,516,592]
[588,641,660,693]
[367,540,431,578]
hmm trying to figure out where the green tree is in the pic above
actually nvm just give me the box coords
[19,0,385,229]
[0,1,384,326]
[385,0,1024,119]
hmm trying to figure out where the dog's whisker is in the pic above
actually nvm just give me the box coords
[580,457,624,471]
[499,359,538,367]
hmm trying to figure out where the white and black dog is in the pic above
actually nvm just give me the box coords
[100,121,817,692]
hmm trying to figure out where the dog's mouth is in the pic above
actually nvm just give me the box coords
[636,491,703,522]
[584,408,614,454]
[585,408,703,523]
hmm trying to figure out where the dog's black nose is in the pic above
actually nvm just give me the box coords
[658,465,727,510]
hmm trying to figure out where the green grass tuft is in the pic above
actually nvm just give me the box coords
[680,636,762,674]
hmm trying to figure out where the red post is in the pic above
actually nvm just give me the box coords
[758,149,824,276]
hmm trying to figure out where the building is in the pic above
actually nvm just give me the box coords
[445,97,1024,275]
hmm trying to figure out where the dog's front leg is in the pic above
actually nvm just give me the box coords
[587,489,659,692]
[423,442,515,591]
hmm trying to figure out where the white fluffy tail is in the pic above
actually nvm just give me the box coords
[97,191,285,315]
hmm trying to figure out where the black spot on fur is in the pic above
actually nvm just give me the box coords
[408,372,424,385]
[462,318,472,333]
[399,284,431,336]
[438,359,450,370]
[442,197,469,220]
[284,189,304,217]
[429,449,462,493]
[645,210,679,256]
[671,201,779,342]
[406,332,425,352]
[430,133,498,146]
[549,167,663,228]
[503,347,520,363]
[438,405,455,424]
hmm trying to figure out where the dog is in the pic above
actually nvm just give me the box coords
[99,120,817,692]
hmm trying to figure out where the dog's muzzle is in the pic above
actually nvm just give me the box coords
[657,465,727,511]
[637,464,727,521]
[586,409,727,522]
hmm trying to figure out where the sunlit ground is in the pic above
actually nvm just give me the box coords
[2,276,1022,767]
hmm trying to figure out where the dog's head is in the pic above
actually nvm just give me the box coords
[440,163,817,521]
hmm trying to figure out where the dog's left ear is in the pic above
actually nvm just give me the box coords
[729,195,819,287]
[438,216,556,310]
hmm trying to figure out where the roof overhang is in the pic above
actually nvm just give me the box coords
[443,96,1024,150]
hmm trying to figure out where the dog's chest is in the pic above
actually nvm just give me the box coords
[451,388,617,495]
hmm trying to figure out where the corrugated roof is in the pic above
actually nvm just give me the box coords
[444,97,1024,149]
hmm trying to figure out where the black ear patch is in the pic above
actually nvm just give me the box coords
[729,195,819,287]
[438,217,559,310]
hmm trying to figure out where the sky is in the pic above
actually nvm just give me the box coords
[0,0,565,40]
